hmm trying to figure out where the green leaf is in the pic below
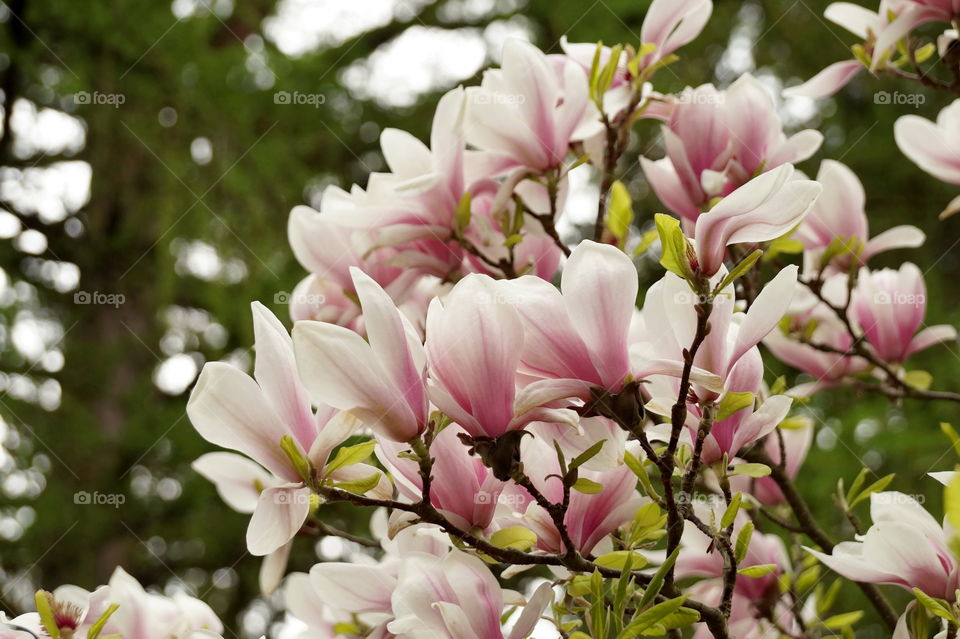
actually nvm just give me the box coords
[904,369,933,390]
[913,588,958,623]
[843,468,870,506]
[455,191,472,231]
[654,213,693,280]
[945,473,960,534]
[637,546,681,610]
[715,392,755,422]
[716,249,762,292]
[619,596,688,636]
[738,564,778,578]
[572,477,604,494]
[330,473,381,495]
[607,181,634,244]
[915,42,937,63]
[822,611,865,630]
[720,492,742,530]
[942,422,960,458]
[324,440,376,477]
[489,526,537,551]
[730,463,771,478]
[332,622,362,635]
[280,435,312,482]
[848,473,895,508]
[657,607,701,630]
[595,550,648,570]
[734,520,754,564]
[87,603,120,639]
[570,439,606,471]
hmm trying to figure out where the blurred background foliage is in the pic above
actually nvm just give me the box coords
[0,0,956,636]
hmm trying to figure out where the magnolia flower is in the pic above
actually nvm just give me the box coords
[641,76,822,221]
[794,160,924,267]
[693,164,822,276]
[641,267,798,462]
[763,273,870,392]
[294,267,429,442]
[424,273,577,439]
[896,100,960,217]
[465,39,602,175]
[559,0,712,116]
[505,433,647,555]
[376,423,506,531]
[505,240,722,408]
[677,502,789,601]
[288,207,425,324]
[852,263,957,363]
[188,302,388,556]
[808,492,960,600]
[732,421,814,506]
[388,549,553,639]
[785,0,957,98]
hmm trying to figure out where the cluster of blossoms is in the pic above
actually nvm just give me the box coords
[0,568,222,639]
[17,0,960,637]
[178,0,960,636]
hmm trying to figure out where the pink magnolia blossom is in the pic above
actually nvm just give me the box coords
[896,100,960,216]
[641,76,822,222]
[388,550,553,639]
[763,274,870,391]
[732,421,814,506]
[188,303,388,555]
[693,164,822,277]
[505,240,722,408]
[794,160,925,267]
[376,423,506,531]
[852,263,957,363]
[424,274,577,439]
[294,267,430,442]
[641,266,798,462]
[465,39,602,175]
[808,492,960,600]
[505,434,647,555]
[677,501,789,601]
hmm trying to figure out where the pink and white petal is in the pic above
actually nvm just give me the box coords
[729,265,799,366]
[246,485,311,556]
[293,320,419,442]
[862,225,926,260]
[824,2,879,39]
[284,572,332,631]
[259,541,292,596]
[507,582,555,639]
[251,302,316,451]
[380,128,433,179]
[192,452,275,514]
[187,362,295,480]
[310,563,397,613]
[308,410,362,470]
[907,324,958,357]
[351,267,428,426]
[641,0,713,64]
[895,112,960,185]
[562,241,638,389]
[783,60,863,99]
[641,156,702,221]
